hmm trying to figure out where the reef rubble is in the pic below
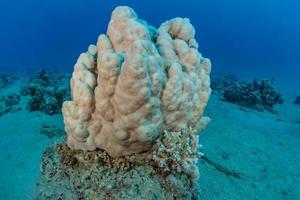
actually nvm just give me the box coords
[0,73,14,88]
[21,70,70,115]
[294,96,300,105]
[36,138,201,199]
[0,93,21,116]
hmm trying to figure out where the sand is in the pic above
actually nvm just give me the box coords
[199,91,300,200]
[0,79,65,199]
[0,75,299,200]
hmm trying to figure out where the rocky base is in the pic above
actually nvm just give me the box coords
[36,144,201,200]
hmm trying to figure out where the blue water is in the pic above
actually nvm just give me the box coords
[0,0,299,77]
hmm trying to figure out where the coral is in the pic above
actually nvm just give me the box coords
[36,144,201,200]
[0,93,21,116]
[223,78,283,112]
[151,126,209,183]
[21,70,70,115]
[37,7,211,198]
[63,6,211,157]
[294,96,300,105]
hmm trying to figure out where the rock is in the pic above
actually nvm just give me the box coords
[36,144,200,200]
[0,74,14,88]
[223,78,283,112]
[21,70,71,115]
[0,93,21,116]
[4,93,20,107]
[294,96,300,105]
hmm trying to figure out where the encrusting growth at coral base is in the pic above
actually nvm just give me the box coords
[36,143,202,199]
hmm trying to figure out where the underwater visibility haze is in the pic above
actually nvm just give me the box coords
[0,0,299,200]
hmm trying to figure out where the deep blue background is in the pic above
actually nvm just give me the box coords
[0,0,299,79]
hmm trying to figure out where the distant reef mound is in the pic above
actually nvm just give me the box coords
[294,96,300,105]
[0,93,21,116]
[212,75,283,113]
[36,6,212,199]
[0,73,14,88]
[0,73,21,117]
[21,69,70,115]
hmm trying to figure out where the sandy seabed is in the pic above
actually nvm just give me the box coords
[0,76,299,200]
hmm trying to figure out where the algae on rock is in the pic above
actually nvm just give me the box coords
[36,144,201,199]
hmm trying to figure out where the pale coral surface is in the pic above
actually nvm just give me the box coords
[62,6,211,157]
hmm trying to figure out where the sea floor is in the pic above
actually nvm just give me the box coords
[0,74,299,200]
[199,91,300,200]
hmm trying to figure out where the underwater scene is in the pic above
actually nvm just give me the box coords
[0,0,299,199]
